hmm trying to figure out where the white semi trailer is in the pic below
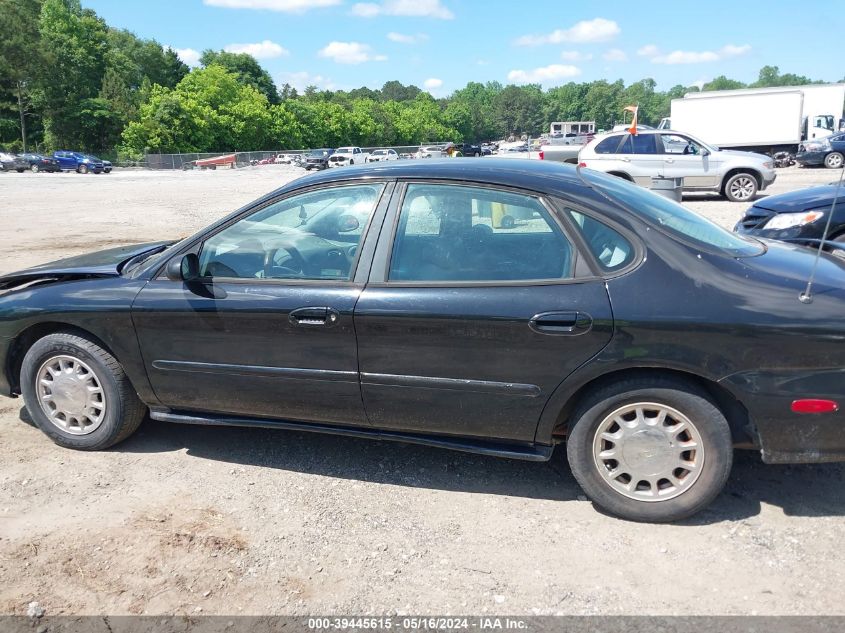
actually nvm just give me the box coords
[658,84,845,154]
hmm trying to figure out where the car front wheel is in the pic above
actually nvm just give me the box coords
[824,152,844,169]
[20,332,146,450]
[30,164,40,173]
[566,376,733,523]
[724,172,758,202]
[77,164,89,174]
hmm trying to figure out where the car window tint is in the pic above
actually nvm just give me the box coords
[198,184,383,281]
[566,209,635,271]
[594,136,622,154]
[631,134,657,154]
[390,184,573,282]
[617,135,633,154]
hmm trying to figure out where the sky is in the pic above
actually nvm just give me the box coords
[82,0,842,96]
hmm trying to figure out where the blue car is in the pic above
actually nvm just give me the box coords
[796,132,845,169]
[52,151,106,174]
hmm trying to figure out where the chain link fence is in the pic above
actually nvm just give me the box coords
[144,146,424,170]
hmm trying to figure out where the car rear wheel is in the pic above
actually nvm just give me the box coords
[77,164,89,174]
[824,152,844,169]
[30,164,40,173]
[723,172,758,202]
[20,332,146,450]
[566,376,733,522]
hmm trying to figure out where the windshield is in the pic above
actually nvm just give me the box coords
[337,147,353,153]
[373,150,387,155]
[578,168,764,257]
[308,150,329,157]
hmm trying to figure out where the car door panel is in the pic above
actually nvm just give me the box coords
[354,182,614,442]
[131,181,394,425]
[355,284,613,441]
[658,133,720,187]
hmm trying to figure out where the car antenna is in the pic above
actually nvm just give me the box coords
[799,165,845,304]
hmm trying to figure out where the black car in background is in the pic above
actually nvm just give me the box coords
[18,153,62,173]
[304,148,334,170]
[2,161,845,523]
[734,183,845,251]
[0,152,28,172]
[796,132,845,169]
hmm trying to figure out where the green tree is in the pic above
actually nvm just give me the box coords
[0,0,45,151]
[379,80,421,102]
[199,49,279,104]
[39,0,109,150]
[702,76,746,91]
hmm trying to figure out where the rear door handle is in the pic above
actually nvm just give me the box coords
[289,307,340,327]
[665,158,675,164]
[529,311,593,336]
[621,157,631,162]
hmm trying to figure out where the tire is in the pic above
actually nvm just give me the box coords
[77,164,89,174]
[20,332,146,450]
[16,168,24,173]
[824,152,844,169]
[723,172,758,202]
[30,164,39,173]
[566,376,733,523]
[104,168,111,173]
[350,160,354,165]
[474,152,480,157]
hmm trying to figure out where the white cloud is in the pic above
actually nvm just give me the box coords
[507,64,581,85]
[423,77,442,89]
[224,39,289,59]
[277,71,337,91]
[351,0,454,19]
[387,32,428,44]
[603,48,627,62]
[560,51,592,62]
[637,44,659,57]
[204,0,340,11]
[318,41,387,64]
[169,47,201,67]
[647,43,751,65]
[514,18,619,46]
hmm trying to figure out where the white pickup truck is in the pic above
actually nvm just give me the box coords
[328,146,370,167]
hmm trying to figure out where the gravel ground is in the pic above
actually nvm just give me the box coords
[0,163,843,617]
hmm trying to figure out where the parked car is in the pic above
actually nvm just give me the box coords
[99,157,112,174]
[734,183,845,251]
[367,149,399,162]
[0,152,28,172]
[453,143,483,157]
[330,146,370,167]
[19,153,62,173]
[416,145,445,159]
[53,151,105,174]
[796,132,845,169]
[304,148,334,171]
[578,129,777,202]
[2,160,845,523]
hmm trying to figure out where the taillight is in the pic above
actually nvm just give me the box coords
[578,161,587,168]
[791,399,839,414]
[539,151,544,160]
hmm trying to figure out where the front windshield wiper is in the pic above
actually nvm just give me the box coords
[121,244,171,274]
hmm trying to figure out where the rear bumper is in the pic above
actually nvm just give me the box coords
[796,150,827,166]
[721,368,845,463]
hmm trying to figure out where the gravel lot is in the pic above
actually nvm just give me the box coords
[0,163,843,617]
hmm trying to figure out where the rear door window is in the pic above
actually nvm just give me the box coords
[390,184,574,282]
[594,136,623,154]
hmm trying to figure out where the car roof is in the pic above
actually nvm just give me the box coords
[273,158,592,199]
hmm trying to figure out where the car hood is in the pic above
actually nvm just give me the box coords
[752,184,840,213]
[717,149,771,163]
[0,241,172,290]
[742,237,845,289]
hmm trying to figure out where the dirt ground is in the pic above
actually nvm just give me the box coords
[0,163,843,617]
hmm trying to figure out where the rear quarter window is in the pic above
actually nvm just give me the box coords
[594,136,622,154]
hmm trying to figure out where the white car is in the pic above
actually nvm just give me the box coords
[415,145,445,159]
[367,148,399,162]
[578,129,776,202]
[329,146,370,167]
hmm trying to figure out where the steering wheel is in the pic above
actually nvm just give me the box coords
[263,241,309,278]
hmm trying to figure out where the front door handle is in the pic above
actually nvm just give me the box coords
[289,307,340,327]
[529,311,593,336]
[665,158,675,163]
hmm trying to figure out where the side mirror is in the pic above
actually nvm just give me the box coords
[336,214,360,233]
[701,148,711,157]
[165,253,200,281]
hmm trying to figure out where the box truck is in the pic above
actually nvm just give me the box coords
[658,84,845,155]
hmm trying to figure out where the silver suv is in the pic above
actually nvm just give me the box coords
[578,129,776,202]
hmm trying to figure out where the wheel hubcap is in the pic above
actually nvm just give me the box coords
[592,403,705,502]
[36,355,106,435]
[829,154,843,168]
[729,177,755,200]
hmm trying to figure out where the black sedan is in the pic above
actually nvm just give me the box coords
[0,152,28,172]
[796,132,845,169]
[1,160,845,523]
[734,183,845,252]
[18,153,62,173]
